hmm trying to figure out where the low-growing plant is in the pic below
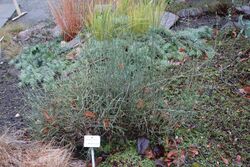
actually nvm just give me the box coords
[10,41,70,87]
[99,147,155,167]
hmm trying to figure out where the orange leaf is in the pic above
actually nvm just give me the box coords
[84,111,96,119]
[179,48,185,52]
[166,150,178,159]
[221,156,229,165]
[41,127,49,134]
[239,86,250,99]
[42,110,53,123]
[136,99,145,109]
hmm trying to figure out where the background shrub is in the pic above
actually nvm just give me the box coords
[87,0,166,40]
[12,27,214,87]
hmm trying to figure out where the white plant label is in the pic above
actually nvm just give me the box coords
[84,135,101,148]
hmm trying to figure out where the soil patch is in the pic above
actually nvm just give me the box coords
[0,56,27,132]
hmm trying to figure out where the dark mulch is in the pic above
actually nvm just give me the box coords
[0,56,27,132]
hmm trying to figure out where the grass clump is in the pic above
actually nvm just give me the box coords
[0,133,72,167]
[87,0,166,40]
[48,0,85,41]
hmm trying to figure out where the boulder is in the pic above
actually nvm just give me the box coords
[161,12,179,29]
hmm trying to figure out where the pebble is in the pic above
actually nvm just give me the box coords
[15,113,20,118]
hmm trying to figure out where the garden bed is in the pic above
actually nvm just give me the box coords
[0,0,249,166]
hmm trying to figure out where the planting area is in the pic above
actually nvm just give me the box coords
[0,0,249,166]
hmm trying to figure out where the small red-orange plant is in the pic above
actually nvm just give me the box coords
[48,0,85,41]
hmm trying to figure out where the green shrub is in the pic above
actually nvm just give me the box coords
[26,35,168,147]
[25,27,214,148]
[99,147,154,167]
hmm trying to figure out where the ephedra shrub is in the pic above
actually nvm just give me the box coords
[26,34,171,148]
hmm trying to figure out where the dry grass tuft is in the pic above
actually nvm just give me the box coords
[0,133,72,167]
[0,23,24,59]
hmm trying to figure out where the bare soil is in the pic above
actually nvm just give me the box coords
[0,56,27,132]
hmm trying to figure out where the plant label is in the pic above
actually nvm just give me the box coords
[84,135,101,148]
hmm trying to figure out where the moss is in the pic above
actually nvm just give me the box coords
[99,147,154,167]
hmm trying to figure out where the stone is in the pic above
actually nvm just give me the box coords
[16,22,54,44]
[63,35,81,49]
[177,7,204,18]
[51,25,62,38]
[175,0,187,3]
[161,12,179,29]
[236,6,250,15]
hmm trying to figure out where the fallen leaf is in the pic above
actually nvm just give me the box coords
[87,157,103,167]
[41,127,49,134]
[188,147,199,157]
[239,86,250,99]
[66,50,77,60]
[103,119,110,129]
[145,149,155,159]
[118,63,125,70]
[166,150,178,159]
[70,99,78,110]
[42,110,53,123]
[143,87,151,94]
[232,30,237,38]
[221,156,229,165]
[179,48,185,52]
[164,150,185,167]
[137,137,150,155]
[136,99,145,109]
[84,111,96,119]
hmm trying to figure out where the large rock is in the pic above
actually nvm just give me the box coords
[236,5,250,15]
[161,12,179,29]
[177,7,204,18]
